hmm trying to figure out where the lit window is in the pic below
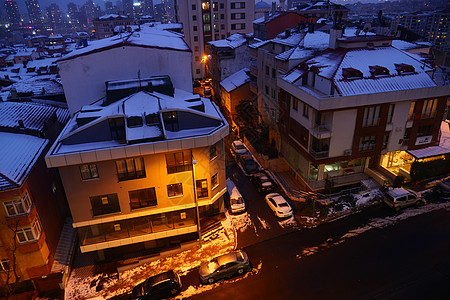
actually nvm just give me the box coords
[115,158,146,181]
[16,219,41,243]
[167,183,183,197]
[3,193,31,216]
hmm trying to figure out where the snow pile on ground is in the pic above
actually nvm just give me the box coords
[257,216,271,230]
[278,216,298,229]
[228,211,253,233]
[354,189,384,208]
[65,218,236,299]
[297,201,450,260]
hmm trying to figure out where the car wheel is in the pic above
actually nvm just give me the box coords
[170,288,178,295]
[395,206,400,212]
[207,277,215,284]
[237,268,244,275]
[415,200,423,207]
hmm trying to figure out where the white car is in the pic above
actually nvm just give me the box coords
[226,179,245,214]
[231,140,247,156]
[265,193,293,218]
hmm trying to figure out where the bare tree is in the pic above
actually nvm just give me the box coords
[0,219,22,300]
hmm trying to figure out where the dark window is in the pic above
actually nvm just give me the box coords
[109,117,125,140]
[163,111,179,131]
[167,183,183,197]
[231,24,236,30]
[196,179,208,198]
[193,25,198,31]
[220,3,224,9]
[417,125,433,137]
[166,150,193,174]
[90,193,120,216]
[265,85,269,95]
[211,173,218,189]
[231,13,236,20]
[271,68,276,78]
[231,2,236,9]
[192,4,196,10]
[293,98,298,111]
[192,15,197,21]
[265,65,269,76]
[129,187,157,210]
[127,116,143,128]
[220,14,224,19]
[145,113,159,125]
[196,69,201,74]
[241,13,245,19]
[194,36,198,41]
[210,143,217,159]
[80,164,99,180]
[116,157,146,181]
[240,2,245,8]
[195,56,199,61]
[362,105,381,127]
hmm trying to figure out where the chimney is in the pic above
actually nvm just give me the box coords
[329,28,343,49]
[264,11,269,21]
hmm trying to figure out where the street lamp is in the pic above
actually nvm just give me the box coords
[191,157,202,247]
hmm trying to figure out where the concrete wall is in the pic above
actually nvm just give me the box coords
[59,46,192,116]
[59,144,226,227]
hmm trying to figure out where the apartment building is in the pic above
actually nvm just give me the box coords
[249,27,329,149]
[0,102,70,295]
[93,14,133,40]
[46,25,229,260]
[174,0,255,80]
[207,33,255,97]
[45,84,228,260]
[277,29,450,191]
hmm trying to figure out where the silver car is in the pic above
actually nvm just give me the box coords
[199,250,251,284]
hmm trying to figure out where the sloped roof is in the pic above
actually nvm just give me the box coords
[0,132,48,191]
[283,44,438,97]
[0,101,69,132]
[59,24,190,62]
[3,74,64,95]
[220,68,251,93]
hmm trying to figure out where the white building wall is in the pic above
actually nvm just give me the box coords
[59,46,192,115]
[385,100,411,151]
[329,109,357,157]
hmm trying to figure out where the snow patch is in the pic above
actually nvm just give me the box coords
[257,216,271,230]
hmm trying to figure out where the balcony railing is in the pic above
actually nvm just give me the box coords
[309,147,329,159]
[311,123,331,134]
[80,209,197,246]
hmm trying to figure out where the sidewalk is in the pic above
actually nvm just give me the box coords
[64,218,236,299]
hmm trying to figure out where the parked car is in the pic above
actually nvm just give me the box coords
[226,179,245,213]
[251,171,276,193]
[434,177,450,201]
[265,193,293,218]
[383,188,424,211]
[239,154,259,174]
[204,86,212,96]
[199,250,251,284]
[132,270,181,300]
[231,140,247,156]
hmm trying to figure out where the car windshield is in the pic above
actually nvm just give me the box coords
[207,259,219,273]
[235,144,245,150]
[235,251,244,261]
[278,202,289,207]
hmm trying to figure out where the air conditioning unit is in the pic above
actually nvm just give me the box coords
[344,149,352,156]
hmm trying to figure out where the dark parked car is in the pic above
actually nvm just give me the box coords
[239,154,259,174]
[132,270,181,300]
[251,171,276,192]
[199,250,251,284]
[434,177,450,200]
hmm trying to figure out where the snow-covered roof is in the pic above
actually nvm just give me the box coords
[392,39,430,51]
[407,121,450,159]
[283,43,439,97]
[208,33,247,49]
[0,132,48,191]
[59,24,189,62]
[99,14,128,20]
[3,74,64,95]
[0,101,69,132]
[220,68,251,93]
[49,34,63,39]
[49,89,227,158]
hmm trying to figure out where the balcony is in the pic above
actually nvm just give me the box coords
[309,147,329,160]
[310,123,331,139]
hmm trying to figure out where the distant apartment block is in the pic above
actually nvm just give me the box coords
[174,0,255,79]
[93,14,133,40]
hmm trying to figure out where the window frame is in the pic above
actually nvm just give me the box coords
[16,219,41,243]
[90,193,121,216]
[211,173,218,190]
[3,192,32,217]
[167,183,183,198]
[210,144,217,160]
[166,150,193,174]
[129,187,157,210]
[80,164,99,180]
[196,179,208,199]
[115,157,146,181]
